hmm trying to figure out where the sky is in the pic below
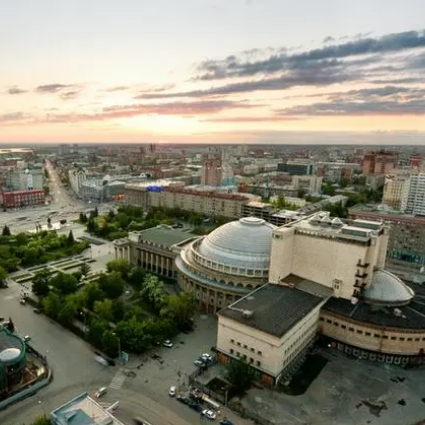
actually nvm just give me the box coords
[1,0,425,145]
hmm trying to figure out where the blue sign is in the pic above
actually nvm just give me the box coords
[146,185,163,192]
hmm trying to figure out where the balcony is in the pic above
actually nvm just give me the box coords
[356,261,370,268]
[355,271,368,279]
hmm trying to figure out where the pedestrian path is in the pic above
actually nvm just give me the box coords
[109,370,126,390]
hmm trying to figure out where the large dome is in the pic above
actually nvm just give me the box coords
[363,269,415,306]
[197,217,275,270]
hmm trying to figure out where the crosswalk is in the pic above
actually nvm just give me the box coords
[109,370,126,390]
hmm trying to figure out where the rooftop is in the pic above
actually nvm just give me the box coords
[50,392,125,425]
[129,225,195,248]
[218,283,324,338]
[323,282,425,330]
[0,328,25,353]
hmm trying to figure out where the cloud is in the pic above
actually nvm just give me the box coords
[105,86,130,92]
[194,29,425,80]
[202,116,300,123]
[0,112,29,123]
[7,86,27,95]
[36,83,74,93]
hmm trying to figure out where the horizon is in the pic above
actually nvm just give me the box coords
[1,0,425,145]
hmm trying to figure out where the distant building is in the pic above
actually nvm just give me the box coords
[1,189,45,208]
[50,392,125,425]
[6,166,43,191]
[404,173,425,216]
[68,168,86,195]
[201,148,222,186]
[278,161,313,176]
[383,171,411,210]
[362,151,398,175]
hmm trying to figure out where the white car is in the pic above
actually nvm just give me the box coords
[194,358,205,367]
[23,335,31,342]
[163,340,173,348]
[169,385,176,396]
[201,353,212,360]
[95,387,107,398]
[202,409,217,420]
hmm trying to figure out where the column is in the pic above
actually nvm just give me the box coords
[114,247,118,260]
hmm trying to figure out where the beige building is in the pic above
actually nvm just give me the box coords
[291,175,323,194]
[204,213,425,384]
[383,170,411,210]
[124,184,259,219]
[114,225,196,279]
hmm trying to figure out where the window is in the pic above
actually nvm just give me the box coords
[349,327,354,332]
[250,347,254,352]
[249,358,254,364]
[237,342,241,346]
[256,361,261,367]
[407,338,412,341]
[230,339,234,344]
[415,338,420,341]
[365,332,371,336]
[341,325,346,329]
[243,344,247,349]
[357,330,362,334]
[257,350,262,355]
[391,336,396,341]
[374,334,380,338]
[399,337,405,341]
[230,349,234,354]
[326,319,332,324]
[236,352,240,357]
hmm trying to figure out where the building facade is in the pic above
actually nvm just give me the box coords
[362,151,398,175]
[68,168,87,195]
[1,189,45,208]
[201,148,222,186]
[114,225,196,279]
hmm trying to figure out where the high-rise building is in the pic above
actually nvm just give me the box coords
[201,148,222,186]
[382,170,411,210]
[404,173,425,216]
[362,151,398,175]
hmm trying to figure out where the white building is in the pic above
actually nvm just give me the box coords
[68,168,87,195]
[7,166,44,191]
[404,173,425,216]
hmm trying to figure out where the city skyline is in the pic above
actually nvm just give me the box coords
[1,0,425,145]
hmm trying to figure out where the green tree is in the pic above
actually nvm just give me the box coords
[98,272,125,299]
[0,266,8,284]
[50,272,78,296]
[86,218,96,233]
[82,283,104,310]
[106,259,130,279]
[79,261,91,278]
[79,212,87,223]
[127,267,146,289]
[67,230,75,245]
[322,183,335,196]
[161,292,196,331]
[43,292,62,319]
[58,297,78,326]
[88,318,109,348]
[140,274,167,311]
[32,269,51,297]
[102,330,120,357]
[16,233,29,246]
[27,416,50,425]
[94,299,114,322]
[226,359,254,396]
[2,225,11,236]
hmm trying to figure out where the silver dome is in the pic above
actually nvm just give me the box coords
[197,217,275,270]
[363,269,415,306]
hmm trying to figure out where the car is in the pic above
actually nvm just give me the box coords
[95,387,108,398]
[163,340,173,348]
[220,420,234,425]
[194,358,205,367]
[23,335,31,342]
[202,409,217,420]
[94,356,109,366]
[19,299,26,305]
[33,309,41,314]
[169,386,176,397]
[189,402,202,412]
[201,353,213,361]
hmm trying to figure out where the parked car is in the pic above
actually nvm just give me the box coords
[202,409,217,420]
[23,335,31,342]
[163,340,173,348]
[194,358,205,367]
[33,309,41,314]
[220,420,234,425]
[94,356,109,366]
[19,299,26,305]
[95,387,107,398]
[169,386,176,397]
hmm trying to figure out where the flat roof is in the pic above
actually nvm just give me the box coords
[323,282,425,330]
[218,283,324,338]
[50,392,125,425]
[129,225,195,247]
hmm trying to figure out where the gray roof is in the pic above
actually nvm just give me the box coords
[323,282,425,329]
[198,217,275,270]
[132,226,194,248]
[363,269,415,306]
[0,328,24,352]
[218,283,324,338]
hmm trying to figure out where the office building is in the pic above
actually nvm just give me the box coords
[277,161,313,176]
[382,171,411,210]
[362,151,398,175]
[201,148,222,186]
[68,168,87,195]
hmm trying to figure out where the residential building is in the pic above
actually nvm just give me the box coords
[1,189,45,208]
[6,166,44,191]
[277,161,313,175]
[201,148,222,186]
[114,225,196,279]
[291,175,323,194]
[404,173,425,216]
[362,151,398,175]
[383,171,411,210]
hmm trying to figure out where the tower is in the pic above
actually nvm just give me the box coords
[201,148,222,187]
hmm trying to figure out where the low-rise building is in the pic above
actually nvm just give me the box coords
[114,225,196,279]
[1,189,45,208]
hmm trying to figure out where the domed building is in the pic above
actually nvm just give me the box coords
[176,217,276,313]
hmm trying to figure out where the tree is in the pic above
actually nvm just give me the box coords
[43,292,62,319]
[88,318,109,348]
[32,269,51,297]
[106,259,130,279]
[161,292,196,331]
[86,218,96,233]
[79,212,87,223]
[2,225,11,236]
[28,416,50,425]
[94,299,114,322]
[67,230,75,245]
[0,266,8,284]
[98,272,124,299]
[58,297,78,326]
[102,330,120,357]
[80,261,91,278]
[82,283,104,310]
[140,274,167,311]
[50,272,78,296]
[226,359,254,395]
[127,267,146,289]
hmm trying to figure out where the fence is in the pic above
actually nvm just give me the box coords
[227,400,276,425]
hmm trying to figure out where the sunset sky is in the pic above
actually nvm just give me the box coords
[1,0,425,144]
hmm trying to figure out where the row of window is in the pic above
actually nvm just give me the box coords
[230,339,262,356]
[229,349,261,367]
[321,317,425,341]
